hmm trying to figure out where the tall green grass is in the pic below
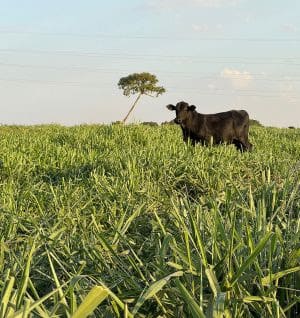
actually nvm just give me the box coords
[0,124,299,317]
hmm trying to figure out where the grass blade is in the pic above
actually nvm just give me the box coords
[132,271,183,315]
[261,266,300,286]
[228,231,273,288]
[71,286,109,318]
[175,279,206,318]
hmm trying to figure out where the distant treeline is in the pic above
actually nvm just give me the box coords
[249,119,263,126]
[111,120,299,128]
[112,119,264,126]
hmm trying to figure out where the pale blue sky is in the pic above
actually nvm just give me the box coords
[0,0,299,126]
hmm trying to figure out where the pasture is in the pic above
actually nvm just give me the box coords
[0,124,299,317]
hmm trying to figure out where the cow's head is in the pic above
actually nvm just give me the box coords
[166,101,196,125]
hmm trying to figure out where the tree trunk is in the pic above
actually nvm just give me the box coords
[122,93,142,123]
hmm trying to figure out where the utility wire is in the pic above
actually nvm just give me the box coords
[0,77,299,100]
[1,49,300,60]
[1,49,300,66]
[1,62,300,82]
[1,30,300,42]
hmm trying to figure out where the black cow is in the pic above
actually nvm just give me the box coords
[166,101,252,151]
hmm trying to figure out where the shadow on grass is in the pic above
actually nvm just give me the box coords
[37,163,97,185]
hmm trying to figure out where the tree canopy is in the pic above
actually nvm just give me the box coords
[118,72,166,123]
[118,72,165,97]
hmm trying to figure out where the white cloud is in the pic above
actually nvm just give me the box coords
[192,24,209,32]
[281,23,299,33]
[145,0,243,10]
[192,23,223,33]
[220,68,253,88]
[192,0,242,7]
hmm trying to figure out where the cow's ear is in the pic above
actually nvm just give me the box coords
[166,104,176,111]
[189,105,196,111]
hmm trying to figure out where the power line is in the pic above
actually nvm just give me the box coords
[0,48,300,60]
[1,49,300,65]
[0,77,110,86]
[1,62,300,82]
[167,90,300,100]
[168,86,299,97]
[1,30,300,42]
[0,77,299,100]
[2,46,298,61]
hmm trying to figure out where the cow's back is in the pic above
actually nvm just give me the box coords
[231,110,249,126]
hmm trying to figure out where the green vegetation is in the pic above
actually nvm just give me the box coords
[0,124,299,317]
[249,119,263,127]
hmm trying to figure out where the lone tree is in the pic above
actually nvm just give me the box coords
[118,72,166,123]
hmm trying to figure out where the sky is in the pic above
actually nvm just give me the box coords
[0,0,300,127]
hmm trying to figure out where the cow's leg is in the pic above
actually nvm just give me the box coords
[182,132,188,143]
[191,138,197,146]
[233,139,244,151]
[240,135,253,151]
[181,127,190,143]
[186,137,196,146]
[234,138,252,152]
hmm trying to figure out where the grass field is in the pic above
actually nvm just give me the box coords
[0,123,299,317]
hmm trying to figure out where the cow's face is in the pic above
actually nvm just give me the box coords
[166,101,196,125]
